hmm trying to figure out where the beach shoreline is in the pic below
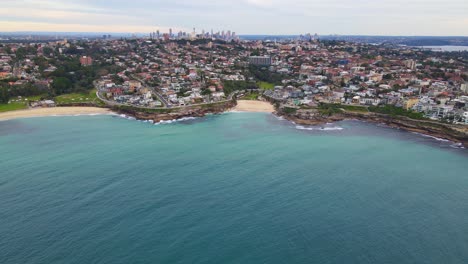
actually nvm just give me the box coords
[1,103,465,148]
[232,100,275,113]
[0,107,115,121]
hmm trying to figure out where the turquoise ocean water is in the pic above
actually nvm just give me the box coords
[1,112,467,264]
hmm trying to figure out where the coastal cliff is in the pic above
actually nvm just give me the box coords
[112,100,236,123]
[277,108,468,147]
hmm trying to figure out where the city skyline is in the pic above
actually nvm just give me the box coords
[1,0,468,36]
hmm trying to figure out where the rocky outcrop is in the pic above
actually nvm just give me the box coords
[278,108,468,147]
[112,100,236,123]
[276,108,346,125]
[344,112,468,147]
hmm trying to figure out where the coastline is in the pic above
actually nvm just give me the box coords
[0,102,465,148]
[0,107,114,121]
[232,100,275,113]
[277,110,468,148]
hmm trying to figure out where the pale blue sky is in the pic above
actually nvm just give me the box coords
[1,0,467,35]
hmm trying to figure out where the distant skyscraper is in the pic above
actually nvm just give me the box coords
[169,28,173,37]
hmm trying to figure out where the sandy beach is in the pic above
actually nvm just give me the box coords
[233,100,275,113]
[0,107,114,121]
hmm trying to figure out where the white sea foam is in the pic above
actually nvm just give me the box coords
[295,125,344,131]
[377,123,390,128]
[117,114,197,124]
[411,132,450,142]
[273,115,285,121]
[154,117,197,125]
[118,114,136,120]
[450,143,465,149]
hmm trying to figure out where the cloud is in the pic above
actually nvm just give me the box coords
[245,0,274,7]
[0,0,467,35]
[0,21,183,33]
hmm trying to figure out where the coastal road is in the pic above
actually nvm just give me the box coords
[130,75,169,107]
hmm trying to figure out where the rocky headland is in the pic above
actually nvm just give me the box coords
[277,108,468,147]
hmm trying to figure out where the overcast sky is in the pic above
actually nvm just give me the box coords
[1,0,467,35]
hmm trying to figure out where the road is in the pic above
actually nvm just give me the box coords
[130,75,169,107]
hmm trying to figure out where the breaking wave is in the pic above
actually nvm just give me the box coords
[295,125,344,131]
[411,132,450,142]
[154,117,198,125]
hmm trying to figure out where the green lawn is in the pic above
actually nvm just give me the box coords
[0,102,28,112]
[25,95,48,101]
[242,93,260,100]
[340,105,369,113]
[55,89,98,104]
[0,95,46,113]
[0,90,103,113]
[257,81,275,90]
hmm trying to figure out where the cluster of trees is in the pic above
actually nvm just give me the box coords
[201,88,212,96]
[45,58,94,95]
[0,58,123,101]
[0,85,9,103]
[247,65,285,85]
[222,80,258,95]
[14,46,37,61]
[0,78,52,102]
[44,57,122,95]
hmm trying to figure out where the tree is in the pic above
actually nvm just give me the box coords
[0,85,9,104]
[52,77,72,95]
[42,47,54,56]
[201,88,212,96]
[111,75,124,85]
[251,49,260,56]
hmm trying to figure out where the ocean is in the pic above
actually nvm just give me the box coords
[415,46,468,52]
[1,113,467,264]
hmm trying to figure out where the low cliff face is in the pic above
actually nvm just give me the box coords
[113,101,236,123]
[344,112,468,147]
[276,108,345,125]
[278,108,468,147]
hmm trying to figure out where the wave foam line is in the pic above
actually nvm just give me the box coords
[295,125,344,131]
[411,132,450,142]
[154,117,197,125]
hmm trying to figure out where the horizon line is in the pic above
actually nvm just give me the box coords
[1,31,468,38]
